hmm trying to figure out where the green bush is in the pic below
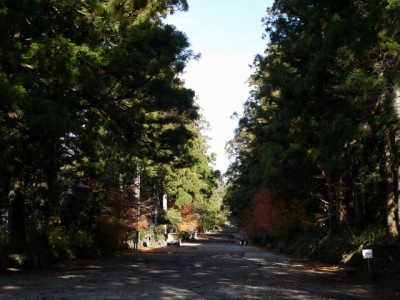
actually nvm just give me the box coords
[342,227,400,270]
[0,229,8,248]
[349,227,395,247]
[48,227,98,259]
[69,229,98,258]
[95,216,131,255]
[165,209,182,230]
[285,218,304,238]
[0,229,9,267]
[49,227,72,257]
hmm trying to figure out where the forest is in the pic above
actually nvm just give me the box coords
[225,0,400,267]
[0,0,227,265]
[1,0,400,272]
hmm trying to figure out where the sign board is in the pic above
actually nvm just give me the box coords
[362,249,373,259]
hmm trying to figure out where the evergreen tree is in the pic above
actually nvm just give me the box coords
[226,0,400,238]
[0,0,201,251]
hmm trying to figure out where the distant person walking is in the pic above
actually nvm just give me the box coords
[132,229,139,250]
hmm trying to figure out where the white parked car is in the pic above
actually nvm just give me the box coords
[166,233,181,247]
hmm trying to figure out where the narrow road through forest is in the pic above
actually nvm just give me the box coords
[0,224,394,299]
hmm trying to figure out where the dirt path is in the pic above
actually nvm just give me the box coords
[0,226,398,299]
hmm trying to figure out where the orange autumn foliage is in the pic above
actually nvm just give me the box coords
[244,189,287,237]
[179,219,199,232]
[244,189,311,238]
[179,204,200,232]
[135,215,150,231]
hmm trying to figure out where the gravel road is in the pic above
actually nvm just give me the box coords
[0,228,395,299]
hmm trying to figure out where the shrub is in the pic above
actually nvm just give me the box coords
[0,229,9,267]
[69,229,98,258]
[95,215,131,255]
[48,227,70,258]
[48,227,98,260]
[165,209,183,230]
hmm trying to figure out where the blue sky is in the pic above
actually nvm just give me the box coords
[167,1,274,174]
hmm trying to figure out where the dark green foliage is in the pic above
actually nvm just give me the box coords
[48,227,99,260]
[95,216,131,256]
[59,184,103,229]
[164,209,183,229]
[226,0,400,246]
[0,230,9,268]
[0,0,224,262]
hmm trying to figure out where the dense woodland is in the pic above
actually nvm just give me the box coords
[0,0,227,263]
[1,0,400,268]
[225,0,400,263]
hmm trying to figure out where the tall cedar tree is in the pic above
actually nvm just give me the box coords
[225,0,400,237]
[0,0,200,251]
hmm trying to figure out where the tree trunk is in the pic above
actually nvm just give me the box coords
[385,129,399,237]
[353,184,363,228]
[134,170,141,226]
[384,87,400,237]
[8,179,27,252]
[325,171,337,235]
[394,87,400,235]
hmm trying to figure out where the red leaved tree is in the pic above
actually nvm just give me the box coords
[244,189,287,238]
[244,188,311,240]
[179,204,200,232]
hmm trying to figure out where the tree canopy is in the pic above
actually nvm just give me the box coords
[225,0,400,242]
[0,0,225,258]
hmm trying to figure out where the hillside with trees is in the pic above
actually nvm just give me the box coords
[225,0,400,271]
[0,0,227,265]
